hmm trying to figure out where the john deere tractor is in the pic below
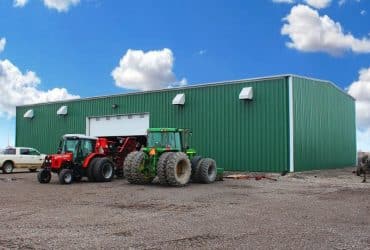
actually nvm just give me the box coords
[124,128,223,187]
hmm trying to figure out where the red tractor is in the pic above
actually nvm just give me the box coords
[37,134,137,184]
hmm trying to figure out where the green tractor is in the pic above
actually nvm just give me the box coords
[124,128,223,187]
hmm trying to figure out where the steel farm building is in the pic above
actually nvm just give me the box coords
[15,75,357,173]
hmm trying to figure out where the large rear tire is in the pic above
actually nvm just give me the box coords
[58,169,73,185]
[93,158,114,182]
[197,158,217,184]
[123,151,138,183]
[157,152,173,185]
[130,151,153,185]
[190,156,203,182]
[37,169,51,183]
[165,152,191,187]
[87,158,100,182]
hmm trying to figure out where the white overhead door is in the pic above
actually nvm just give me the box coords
[87,113,149,137]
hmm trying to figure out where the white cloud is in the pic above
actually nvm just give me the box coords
[360,10,366,16]
[348,67,370,151]
[304,0,332,8]
[0,59,80,117]
[272,0,295,3]
[13,0,28,7]
[0,38,5,53]
[281,4,370,55]
[348,67,370,130]
[112,48,186,91]
[43,0,80,12]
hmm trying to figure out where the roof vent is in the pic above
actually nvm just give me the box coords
[239,87,253,100]
[23,109,34,119]
[57,105,68,116]
[172,93,185,105]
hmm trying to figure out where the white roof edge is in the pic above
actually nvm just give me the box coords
[63,134,98,140]
[16,74,354,107]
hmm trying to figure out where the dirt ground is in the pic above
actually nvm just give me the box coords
[0,167,369,250]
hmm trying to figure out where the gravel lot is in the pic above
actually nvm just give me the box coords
[0,168,369,250]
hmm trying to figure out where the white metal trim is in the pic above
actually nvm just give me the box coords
[288,76,294,173]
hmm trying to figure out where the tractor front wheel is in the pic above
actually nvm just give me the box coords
[58,169,73,185]
[130,151,153,185]
[93,158,114,182]
[123,151,138,182]
[165,152,191,187]
[37,169,51,183]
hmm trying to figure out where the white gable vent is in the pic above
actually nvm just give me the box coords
[24,109,34,119]
[57,105,68,116]
[172,93,185,105]
[239,87,253,100]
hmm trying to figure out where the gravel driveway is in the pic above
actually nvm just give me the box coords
[0,168,369,249]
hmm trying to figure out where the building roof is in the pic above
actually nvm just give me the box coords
[16,74,354,108]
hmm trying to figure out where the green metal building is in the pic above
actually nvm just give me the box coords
[16,75,356,172]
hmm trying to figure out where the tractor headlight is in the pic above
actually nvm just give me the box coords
[149,148,156,156]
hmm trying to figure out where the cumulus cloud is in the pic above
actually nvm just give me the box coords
[304,0,331,8]
[43,0,80,12]
[0,38,6,53]
[0,59,80,117]
[13,0,28,7]
[112,48,187,91]
[281,4,370,55]
[272,0,295,3]
[348,67,370,151]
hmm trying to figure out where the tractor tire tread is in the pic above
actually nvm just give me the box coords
[165,152,191,187]
[157,152,173,185]
[130,151,153,185]
[197,158,217,184]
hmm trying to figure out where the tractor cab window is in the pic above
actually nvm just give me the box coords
[62,139,79,154]
[80,139,95,158]
[147,132,181,150]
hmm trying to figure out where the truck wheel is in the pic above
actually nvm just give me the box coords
[157,152,173,185]
[37,169,51,183]
[130,151,153,184]
[87,158,99,182]
[197,158,217,184]
[123,151,137,182]
[165,152,191,187]
[93,158,114,182]
[59,169,73,185]
[2,162,14,174]
[190,156,203,182]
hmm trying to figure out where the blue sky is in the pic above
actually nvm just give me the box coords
[0,0,370,150]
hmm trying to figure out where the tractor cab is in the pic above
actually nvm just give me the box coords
[58,134,98,163]
[146,128,192,152]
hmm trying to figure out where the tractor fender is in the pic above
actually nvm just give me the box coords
[83,153,104,168]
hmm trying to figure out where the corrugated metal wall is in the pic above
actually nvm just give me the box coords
[16,77,289,172]
[293,76,356,171]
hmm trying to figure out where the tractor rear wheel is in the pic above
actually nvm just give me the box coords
[93,158,114,182]
[37,169,51,183]
[197,158,217,184]
[165,152,191,187]
[87,158,99,182]
[124,151,138,182]
[59,169,73,185]
[157,152,173,185]
[130,151,153,185]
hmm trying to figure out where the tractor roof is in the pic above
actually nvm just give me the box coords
[147,128,186,132]
[63,134,98,140]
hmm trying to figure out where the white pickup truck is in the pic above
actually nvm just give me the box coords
[0,147,46,174]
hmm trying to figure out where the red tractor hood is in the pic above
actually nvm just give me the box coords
[49,153,73,169]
